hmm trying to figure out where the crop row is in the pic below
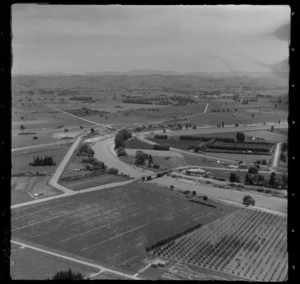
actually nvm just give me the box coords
[208,142,271,153]
[150,209,287,282]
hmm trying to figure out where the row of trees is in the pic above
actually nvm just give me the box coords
[135,151,154,167]
[29,155,56,167]
[230,171,287,189]
[280,142,288,162]
[245,172,287,189]
[145,223,203,252]
[76,144,94,157]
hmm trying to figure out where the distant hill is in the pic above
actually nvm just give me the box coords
[12,71,288,95]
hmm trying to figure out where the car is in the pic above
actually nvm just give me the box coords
[169,185,175,189]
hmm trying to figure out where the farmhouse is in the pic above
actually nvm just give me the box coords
[151,258,169,268]
[220,93,234,98]
[184,168,206,176]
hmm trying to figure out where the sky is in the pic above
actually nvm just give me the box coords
[12,5,290,75]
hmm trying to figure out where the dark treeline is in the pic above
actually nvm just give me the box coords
[29,155,56,166]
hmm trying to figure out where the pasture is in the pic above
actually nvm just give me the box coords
[12,132,64,149]
[125,139,155,150]
[12,146,70,174]
[10,244,97,280]
[11,182,237,273]
[11,176,62,205]
[12,146,70,175]
[203,152,271,163]
[244,130,287,143]
[151,208,287,282]
[182,153,227,168]
[62,174,131,191]
[125,148,183,157]
[119,155,188,172]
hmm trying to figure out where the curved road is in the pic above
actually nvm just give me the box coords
[90,136,287,214]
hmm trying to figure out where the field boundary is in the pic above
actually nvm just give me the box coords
[11,239,140,280]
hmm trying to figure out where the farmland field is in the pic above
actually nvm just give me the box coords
[61,174,131,190]
[10,244,98,280]
[185,112,287,127]
[125,148,183,157]
[12,145,71,175]
[244,130,287,143]
[11,182,237,273]
[125,138,155,150]
[147,137,193,150]
[150,208,287,282]
[12,146,71,174]
[201,152,272,163]
[119,155,188,172]
[12,131,70,149]
[182,153,227,168]
[11,176,62,205]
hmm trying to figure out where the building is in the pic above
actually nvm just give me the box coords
[151,258,169,268]
[184,168,206,175]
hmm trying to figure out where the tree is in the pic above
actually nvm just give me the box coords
[50,269,85,280]
[90,128,95,133]
[230,173,240,183]
[192,190,196,196]
[244,173,252,185]
[281,173,288,187]
[271,125,274,132]
[64,128,69,132]
[186,123,188,130]
[269,172,276,187]
[248,166,258,174]
[282,142,288,152]
[163,128,166,133]
[20,124,26,133]
[222,121,225,128]
[280,152,286,162]
[243,195,255,206]
[117,147,127,157]
[236,132,245,142]
[135,151,147,165]
[148,154,153,167]
[114,128,132,149]
[79,125,83,129]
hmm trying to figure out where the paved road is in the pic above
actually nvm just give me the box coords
[149,176,287,214]
[11,134,137,209]
[11,240,140,280]
[91,138,148,179]
[272,142,283,169]
[90,136,287,214]
[44,104,113,130]
[48,133,86,194]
